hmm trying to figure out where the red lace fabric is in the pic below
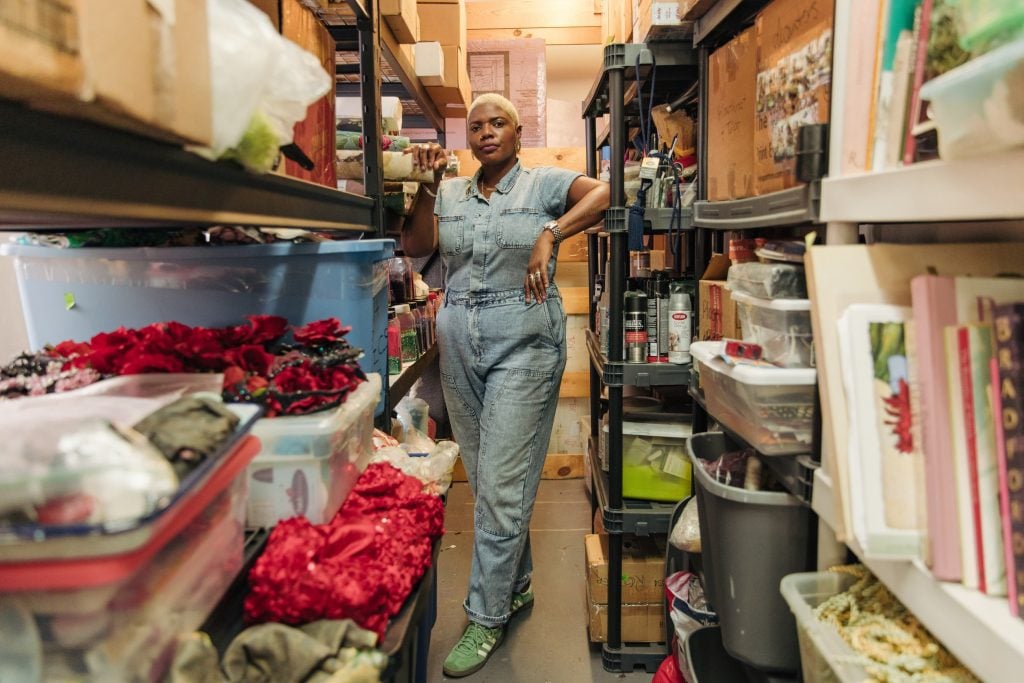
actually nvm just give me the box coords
[244,463,445,637]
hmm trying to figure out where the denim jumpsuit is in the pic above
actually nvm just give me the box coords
[434,161,581,628]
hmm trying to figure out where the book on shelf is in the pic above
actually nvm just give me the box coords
[839,0,884,174]
[902,0,934,165]
[870,0,919,172]
[946,324,1007,595]
[839,304,925,559]
[911,275,1024,581]
[993,304,1024,618]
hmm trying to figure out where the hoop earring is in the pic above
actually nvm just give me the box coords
[516,140,522,152]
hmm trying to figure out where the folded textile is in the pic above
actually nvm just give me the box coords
[169,619,386,683]
[336,150,434,182]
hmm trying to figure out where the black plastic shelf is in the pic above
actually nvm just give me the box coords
[200,528,272,653]
[692,182,821,230]
[0,100,374,231]
[589,435,676,536]
[389,344,439,406]
[693,0,772,48]
[583,42,699,119]
[603,643,670,674]
[587,330,693,388]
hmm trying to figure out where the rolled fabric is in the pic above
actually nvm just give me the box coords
[335,132,412,151]
[335,150,434,182]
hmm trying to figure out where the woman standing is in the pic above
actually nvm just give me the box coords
[403,94,609,677]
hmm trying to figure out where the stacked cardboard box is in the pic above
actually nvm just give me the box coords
[418,0,471,115]
[632,0,692,43]
[698,255,742,343]
[602,0,633,45]
[585,534,666,643]
[0,0,211,146]
[382,0,420,43]
[707,27,756,201]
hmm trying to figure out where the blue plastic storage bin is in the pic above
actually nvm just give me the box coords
[0,239,395,413]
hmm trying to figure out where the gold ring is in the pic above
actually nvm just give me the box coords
[534,271,543,279]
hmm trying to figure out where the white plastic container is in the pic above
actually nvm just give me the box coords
[691,342,815,455]
[780,572,870,683]
[919,37,1024,161]
[246,373,381,527]
[732,291,813,368]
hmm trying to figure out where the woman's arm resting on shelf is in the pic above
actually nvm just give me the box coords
[400,144,447,258]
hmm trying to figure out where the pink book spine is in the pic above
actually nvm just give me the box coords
[903,0,934,165]
[991,357,1018,615]
[958,327,987,593]
[912,275,961,580]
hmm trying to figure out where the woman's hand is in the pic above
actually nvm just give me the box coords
[525,231,555,304]
[406,143,448,185]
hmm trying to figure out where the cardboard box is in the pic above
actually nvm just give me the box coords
[602,0,634,45]
[708,27,756,201]
[679,0,717,19]
[418,1,467,49]
[426,59,471,115]
[249,0,283,28]
[585,533,665,604]
[634,0,693,43]
[0,0,84,101]
[415,43,463,88]
[698,254,742,342]
[282,0,336,187]
[38,0,212,146]
[586,581,665,643]
[382,0,419,43]
[753,0,834,195]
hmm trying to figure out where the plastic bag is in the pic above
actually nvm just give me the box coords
[669,497,701,553]
[653,649,684,683]
[371,441,459,495]
[202,0,331,171]
[667,571,718,638]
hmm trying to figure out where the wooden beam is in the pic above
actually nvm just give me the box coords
[467,0,601,30]
[467,26,603,45]
[556,261,589,287]
[559,371,590,398]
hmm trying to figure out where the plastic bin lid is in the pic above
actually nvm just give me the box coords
[691,342,816,386]
[920,37,1024,99]
[687,432,803,506]
[731,290,811,311]
[0,238,396,261]
[0,435,261,591]
[251,373,381,444]
[602,419,692,439]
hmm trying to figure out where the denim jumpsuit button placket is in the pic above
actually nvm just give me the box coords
[434,161,581,628]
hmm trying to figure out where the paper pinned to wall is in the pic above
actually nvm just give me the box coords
[468,38,547,148]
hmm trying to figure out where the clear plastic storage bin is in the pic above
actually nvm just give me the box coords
[726,262,807,300]
[0,436,258,682]
[246,373,381,527]
[952,0,1024,51]
[732,291,813,368]
[688,432,810,674]
[0,240,395,414]
[919,37,1024,161]
[691,342,815,455]
[780,571,870,683]
[600,418,693,502]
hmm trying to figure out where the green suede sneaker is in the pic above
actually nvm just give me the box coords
[443,622,505,678]
[510,582,534,616]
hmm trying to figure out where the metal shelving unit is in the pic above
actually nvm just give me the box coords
[389,344,439,406]
[0,99,374,231]
[583,39,699,674]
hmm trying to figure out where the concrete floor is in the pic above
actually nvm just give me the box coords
[427,479,660,682]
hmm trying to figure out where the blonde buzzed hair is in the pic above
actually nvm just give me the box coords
[468,93,520,127]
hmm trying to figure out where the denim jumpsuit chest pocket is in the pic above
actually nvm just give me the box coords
[495,207,545,249]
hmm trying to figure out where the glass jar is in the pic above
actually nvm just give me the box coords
[395,304,419,362]
[389,251,414,305]
[387,307,402,375]
[416,296,434,349]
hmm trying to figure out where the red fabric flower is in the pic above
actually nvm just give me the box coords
[51,340,92,359]
[118,351,186,375]
[224,345,274,375]
[293,318,351,346]
[247,315,288,345]
[244,463,445,637]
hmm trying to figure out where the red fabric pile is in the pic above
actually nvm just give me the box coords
[244,463,446,637]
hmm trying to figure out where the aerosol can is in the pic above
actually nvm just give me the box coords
[668,282,692,365]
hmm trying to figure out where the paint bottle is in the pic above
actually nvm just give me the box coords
[387,308,402,375]
[395,304,420,363]
[624,290,648,364]
[668,282,692,365]
[656,272,671,362]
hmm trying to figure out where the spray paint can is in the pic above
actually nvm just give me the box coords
[646,273,662,362]
[624,290,648,364]
[668,282,692,365]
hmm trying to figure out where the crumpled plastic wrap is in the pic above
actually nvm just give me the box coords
[669,497,701,553]
[371,441,459,496]
[726,261,807,299]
